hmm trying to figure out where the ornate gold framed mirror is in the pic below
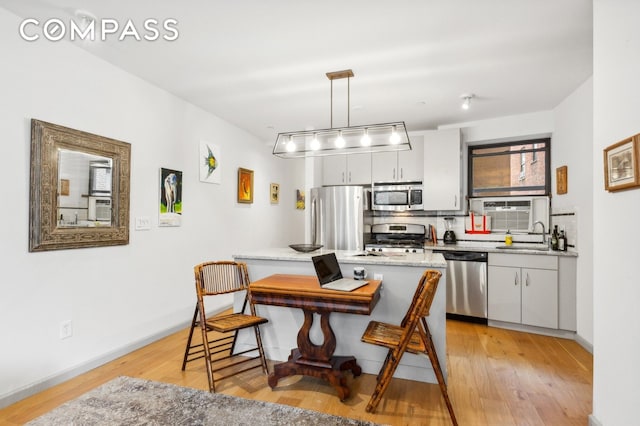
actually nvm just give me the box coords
[29,119,131,251]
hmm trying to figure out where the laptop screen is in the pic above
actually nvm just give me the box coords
[311,253,343,285]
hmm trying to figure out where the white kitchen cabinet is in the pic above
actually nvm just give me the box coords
[322,153,371,185]
[371,134,424,183]
[488,253,558,329]
[423,128,461,211]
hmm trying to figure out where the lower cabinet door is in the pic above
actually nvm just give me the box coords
[488,266,521,323]
[521,268,558,329]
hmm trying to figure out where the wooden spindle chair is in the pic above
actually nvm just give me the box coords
[183,261,269,392]
[360,269,457,425]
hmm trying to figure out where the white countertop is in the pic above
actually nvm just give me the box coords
[233,247,447,267]
[425,241,578,257]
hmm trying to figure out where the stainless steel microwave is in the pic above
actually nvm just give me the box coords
[372,182,423,211]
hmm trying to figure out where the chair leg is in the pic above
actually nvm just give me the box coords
[253,324,269,374]
[422,320,458,426]
[197,303,216,393]
[366,349,403,413]
[181,303,200,371]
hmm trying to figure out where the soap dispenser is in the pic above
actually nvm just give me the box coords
[505,230,512,246]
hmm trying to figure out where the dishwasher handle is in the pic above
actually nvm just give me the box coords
[434,250,488,262]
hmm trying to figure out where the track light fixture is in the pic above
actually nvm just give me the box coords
[461,94,475,110]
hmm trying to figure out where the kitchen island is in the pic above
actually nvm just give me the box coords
[233,248,447,384]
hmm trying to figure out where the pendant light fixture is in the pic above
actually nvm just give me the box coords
[273,69,411,158]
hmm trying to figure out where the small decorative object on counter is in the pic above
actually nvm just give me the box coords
[558,229,567,251]
[551,225,559,250]
[505,230,512,246]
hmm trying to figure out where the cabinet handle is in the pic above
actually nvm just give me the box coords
[526,273,530,286]
[393,168,396,180]
[400,168,403,180]
[348,171,351,182]
[454,195,457,208]
[514,272,518,286]
[342,172,345,183]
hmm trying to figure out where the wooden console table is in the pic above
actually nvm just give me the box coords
[249,274,382,400]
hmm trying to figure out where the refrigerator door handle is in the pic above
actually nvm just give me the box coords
[311,198,317,245]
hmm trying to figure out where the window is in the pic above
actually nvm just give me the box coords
[468,138,550,197]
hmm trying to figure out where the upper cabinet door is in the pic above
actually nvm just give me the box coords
[371,151,398,182]
[322,153,371,186]
[322,155,348,185]
[346,152,372,185]
[398,134,424,182]
[371,134,424,183]
[423,128,461,211]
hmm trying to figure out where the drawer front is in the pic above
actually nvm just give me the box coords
[489,253,558,270]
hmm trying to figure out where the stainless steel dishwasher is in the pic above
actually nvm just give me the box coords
[434,250,488,323]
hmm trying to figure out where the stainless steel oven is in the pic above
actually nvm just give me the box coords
[372,182,423,211]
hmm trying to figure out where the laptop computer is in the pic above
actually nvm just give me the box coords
[311,253,369,292]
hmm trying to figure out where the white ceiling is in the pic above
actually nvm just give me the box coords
[1,0,593,145]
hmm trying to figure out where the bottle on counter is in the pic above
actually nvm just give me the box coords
[505,230,512,246]
[558,228,567,251]
[551,225,559,251]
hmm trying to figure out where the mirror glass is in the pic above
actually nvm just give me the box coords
[29,119,131,251]
[57,149,113,227]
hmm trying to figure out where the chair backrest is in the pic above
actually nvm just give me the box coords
[194,261,250,297]
[399,269,442,329]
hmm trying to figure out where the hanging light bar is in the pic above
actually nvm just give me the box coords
[273,69,412,158]
[273,121,411,158]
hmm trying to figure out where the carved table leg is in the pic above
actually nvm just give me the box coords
[267,309,362,400]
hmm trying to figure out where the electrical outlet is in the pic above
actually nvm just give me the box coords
[135,216,151,230]
[374,273,383,282]
[59,320,73,340]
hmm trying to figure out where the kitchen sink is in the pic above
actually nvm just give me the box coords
[495,244,550,251]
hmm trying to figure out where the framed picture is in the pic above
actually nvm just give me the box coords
[556,165,567,195]
[159,168,182,227]
[270,183,279,204]
[238,168,253,203]
[296,189,305,209]
[199,141,221,184]
[604,136,640,192]
[59,179,70,196]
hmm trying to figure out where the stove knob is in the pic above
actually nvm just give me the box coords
[412,249,417,253]
[378,248,383,252]
[405,249,410,253]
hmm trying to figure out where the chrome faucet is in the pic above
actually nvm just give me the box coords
[532,221,546,244]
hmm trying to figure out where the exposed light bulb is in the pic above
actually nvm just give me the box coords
[390,126,400,144]
[462,98,470,110]
[335,130,345,148]
[286,135,296,152]
[361,129,371,146]
[310,134,320,150]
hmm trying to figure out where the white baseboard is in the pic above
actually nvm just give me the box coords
[0,304,229,410]
[574,333,593,354]
[589,414,603,426]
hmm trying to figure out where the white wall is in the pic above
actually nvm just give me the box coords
[0,8,304,406]
[552,78,594,347]
[592,1,640,424]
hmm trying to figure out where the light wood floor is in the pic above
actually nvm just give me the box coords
[0,320,592,425]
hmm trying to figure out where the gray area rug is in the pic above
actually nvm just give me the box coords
[27,376,382,425]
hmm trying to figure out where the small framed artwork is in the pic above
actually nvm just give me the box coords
[270,183,279,204]
[556,165,568,195]
[199,141,221,184]
[237,168,254,203]
[296,189,305,209]
[604,136,640,192]
[159,168,183,227]
[59,179,70,196]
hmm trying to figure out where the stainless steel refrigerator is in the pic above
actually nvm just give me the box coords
[310,186,365,251]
